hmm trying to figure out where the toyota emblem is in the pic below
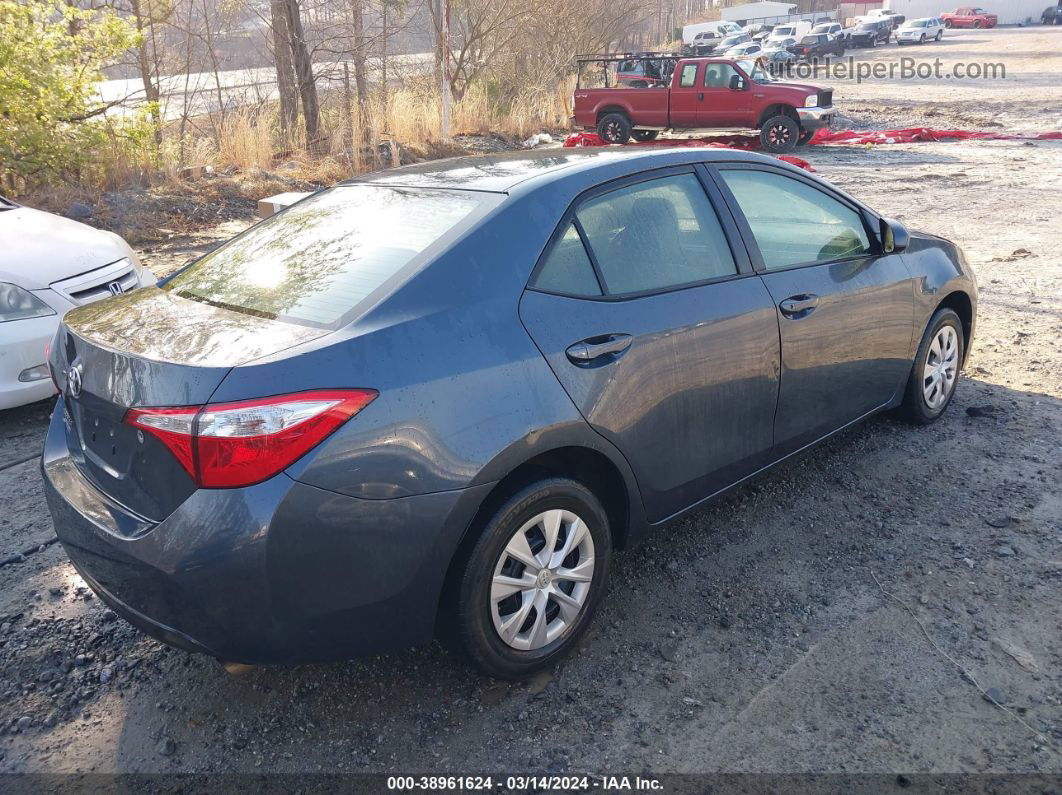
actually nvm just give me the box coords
[67,362,83,398]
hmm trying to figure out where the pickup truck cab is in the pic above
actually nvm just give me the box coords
[573,57,835,153]
[940,7,998,28]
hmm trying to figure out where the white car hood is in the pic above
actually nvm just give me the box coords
[0,206,130,290]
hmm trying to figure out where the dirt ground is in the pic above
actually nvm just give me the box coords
[1,26,1060,781]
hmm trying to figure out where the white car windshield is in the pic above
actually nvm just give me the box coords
[737,60,774,84]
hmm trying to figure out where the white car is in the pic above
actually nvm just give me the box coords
[725,42,763,59]
[810,22,848,41]
[896,17,945,44]
[0,196,156,410]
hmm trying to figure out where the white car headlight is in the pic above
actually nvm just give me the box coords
[804,94,819,108]
[0,283,56,323]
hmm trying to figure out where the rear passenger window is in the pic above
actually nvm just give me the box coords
[574,173,737,295]
[679,64,698,87]
[533,223,602,296]
[719,169,872,269]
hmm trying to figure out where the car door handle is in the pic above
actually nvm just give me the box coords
[697,92,704,101]
[565,334,633,364]
[779,294,820,317]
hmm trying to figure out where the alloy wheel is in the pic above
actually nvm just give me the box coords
[922,325,959,409]
[768,123,792,147]
[489,509,595,651]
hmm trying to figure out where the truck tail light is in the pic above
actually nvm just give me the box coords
[125,389,377,488]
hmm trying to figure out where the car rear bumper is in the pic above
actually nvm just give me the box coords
[797,106,835,131]
[42,397,492,663]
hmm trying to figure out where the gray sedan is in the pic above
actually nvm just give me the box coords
[43,149,976,678]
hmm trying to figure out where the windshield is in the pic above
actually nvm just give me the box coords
[164,185,494,329]
[902,19,927,27]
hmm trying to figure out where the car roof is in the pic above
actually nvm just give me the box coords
[345,147,780,194]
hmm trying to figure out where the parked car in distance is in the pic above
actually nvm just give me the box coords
[574,56,836,151]
[811,22,848,41]
[43,148,977,678]
[848,18,893,46]
[712,32,752,54]
[1044,5,1061,24]
[747,23,774,42]
[940,7,998,28]
[865,8,907,28]
[897,17,945,44]
[763,36,798,72]
[793,33,846,59]
[687,30,721,55]
[767,21,812,42]
[0,196,155,411]
[724,42,764,59]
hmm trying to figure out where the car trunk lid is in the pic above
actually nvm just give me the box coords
[51,287,328,521]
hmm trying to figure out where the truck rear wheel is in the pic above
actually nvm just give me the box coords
[760,115,799,153]
[598,113,632,145]
[631,130,659,142]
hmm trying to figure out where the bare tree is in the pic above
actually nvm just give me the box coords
[270,0,299,138]
[282,0,322,151]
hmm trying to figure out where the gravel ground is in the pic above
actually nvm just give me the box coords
[1,26,1060,779]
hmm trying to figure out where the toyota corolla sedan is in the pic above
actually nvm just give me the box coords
[43,149,976,678]
[0,195,155,410]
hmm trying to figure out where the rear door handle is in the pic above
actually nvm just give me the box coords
[779,294,820,317]
[566,334,633,364]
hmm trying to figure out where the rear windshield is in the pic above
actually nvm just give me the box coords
[163,185,492,329]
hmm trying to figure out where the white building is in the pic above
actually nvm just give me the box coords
[884,0,1048,25]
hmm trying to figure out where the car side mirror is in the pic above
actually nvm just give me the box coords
[729,75,747,91]
[880,218,910,253]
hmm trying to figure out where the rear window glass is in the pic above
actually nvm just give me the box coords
[163,186,490,329]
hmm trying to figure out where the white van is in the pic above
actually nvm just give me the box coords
[767,20,812,42]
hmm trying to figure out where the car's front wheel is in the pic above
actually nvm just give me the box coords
[900,308,965,424]
[455,479,612,679]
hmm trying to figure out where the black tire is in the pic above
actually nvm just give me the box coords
[919,34,926,44]
[944,19,953,28]
[972,19,982,29]
[936,30,943,41]
[797,128,815,146]
[900,308,965,425]
[760,114,799,153]
[454,478,612,679]
[631,129,660,142]
[597,113,632,145]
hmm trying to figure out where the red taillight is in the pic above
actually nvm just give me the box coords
[125,389,377,489]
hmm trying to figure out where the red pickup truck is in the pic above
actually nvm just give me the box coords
[572,57,835,153]
[940,7,998,28]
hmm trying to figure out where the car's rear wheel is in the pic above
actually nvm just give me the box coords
[455,479,612,679]
[900,308,965,424]
[597,113,632,145]
[632,129,660,142]
[972,20,982,29]
[760,114,799,153]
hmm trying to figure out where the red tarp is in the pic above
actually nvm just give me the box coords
[562,131,814,172]
[562,128,1062,169]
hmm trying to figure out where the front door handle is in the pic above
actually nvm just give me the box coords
[566,334,633,364]
[697,92,704,101]
[779,294,820,317]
